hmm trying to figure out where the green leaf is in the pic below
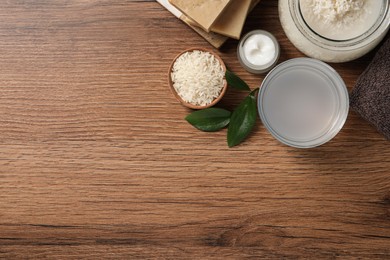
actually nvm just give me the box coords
[227,93,257,147]
[225,70,251,91]
[185,108,231,132]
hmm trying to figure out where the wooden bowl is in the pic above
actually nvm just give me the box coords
[168,48,227,110]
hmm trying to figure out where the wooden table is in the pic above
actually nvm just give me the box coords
[1,1,389,258]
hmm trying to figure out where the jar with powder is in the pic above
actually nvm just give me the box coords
[279,0,390,62]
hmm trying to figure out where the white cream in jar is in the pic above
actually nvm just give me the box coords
[237,30,280,74]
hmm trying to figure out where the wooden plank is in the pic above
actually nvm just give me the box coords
[0,0,389,258]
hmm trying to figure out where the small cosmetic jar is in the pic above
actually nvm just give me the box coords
[258,58,349,148]
[237,30,280,74]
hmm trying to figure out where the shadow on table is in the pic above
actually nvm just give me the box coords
[283,111,388,174]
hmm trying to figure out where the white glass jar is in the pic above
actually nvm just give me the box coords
[258,58,349,148]
[237,30,280,74]
[279,0,390,62]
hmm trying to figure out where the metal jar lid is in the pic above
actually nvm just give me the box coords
[257,58,349,148]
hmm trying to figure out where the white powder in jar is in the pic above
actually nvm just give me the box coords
[300,0,382,40]
[171,50,224,106]
[278,0,389,62]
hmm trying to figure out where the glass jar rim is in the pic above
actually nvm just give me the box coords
[258,58,349,148]
[289,0,390,51]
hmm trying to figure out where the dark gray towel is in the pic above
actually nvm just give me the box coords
[350,36,390,140]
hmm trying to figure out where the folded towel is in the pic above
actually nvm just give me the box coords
[350,36,390,140]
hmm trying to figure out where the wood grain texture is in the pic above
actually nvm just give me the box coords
[0,0,389,258]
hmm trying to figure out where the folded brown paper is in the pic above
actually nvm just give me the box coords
[158,0,260,48]
[211,0,252,39]
[169,0,231,32]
